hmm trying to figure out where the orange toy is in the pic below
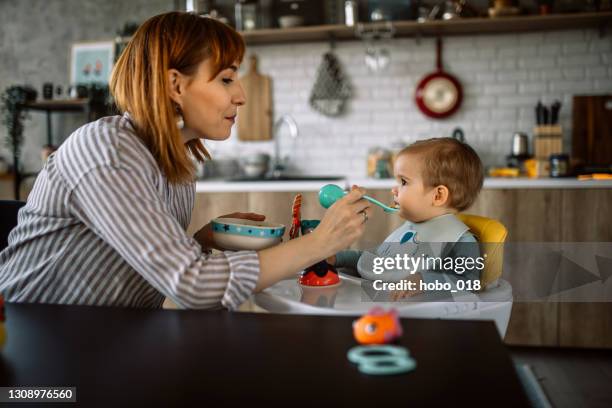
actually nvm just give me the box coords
[298,263,340,286]
[289,194,302,240]
[353,307,403,345]
[289,194,340,287]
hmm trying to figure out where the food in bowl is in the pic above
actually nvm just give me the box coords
[212,218,285,251]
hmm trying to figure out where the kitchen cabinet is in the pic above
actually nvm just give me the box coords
[558,189,612,348]
[468,189,563,347]
[468,189,612,348]
[188,187,612,348]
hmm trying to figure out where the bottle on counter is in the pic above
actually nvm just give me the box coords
[374,158,391,179]
[344,0,359,26]
[367,147,386,177]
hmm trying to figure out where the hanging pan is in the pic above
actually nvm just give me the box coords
[415,37,463,119]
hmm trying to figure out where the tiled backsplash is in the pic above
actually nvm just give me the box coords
[207,29,612,176]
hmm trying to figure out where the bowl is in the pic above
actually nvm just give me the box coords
[241,162,268,178]
[240,153,270,178]
[212,158,239,178]
[278,15,303,28]
[212,217,285,251]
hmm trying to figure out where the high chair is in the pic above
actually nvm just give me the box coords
[254,214,514,338]
[456,213,508,289]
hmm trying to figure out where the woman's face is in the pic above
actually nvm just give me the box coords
[172,59,246,141]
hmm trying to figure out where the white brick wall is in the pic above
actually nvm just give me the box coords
[205,28,612,177]
[3,26,610,178]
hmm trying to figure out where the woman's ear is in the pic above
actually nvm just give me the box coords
[168,68,185,107]
[432,185,450,207]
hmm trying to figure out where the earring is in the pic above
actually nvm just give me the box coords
[175,103,184,130]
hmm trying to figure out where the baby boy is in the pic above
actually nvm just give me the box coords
[331,137,485,298]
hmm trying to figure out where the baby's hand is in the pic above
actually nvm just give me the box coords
[390,273,423,301]
[390,289,419,301]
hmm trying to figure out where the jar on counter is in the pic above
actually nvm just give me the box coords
[374,158,391,179]
[549,154,569,177]
[367,147,391,178]
[235,0,258,31]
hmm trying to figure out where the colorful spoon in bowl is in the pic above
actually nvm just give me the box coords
[319,184,399,214]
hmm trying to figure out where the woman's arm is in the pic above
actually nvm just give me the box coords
[68,165,259,310]
[69,164,370,308]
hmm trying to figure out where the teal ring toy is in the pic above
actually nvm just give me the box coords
[347,345,409,363]
[347,345,416,376]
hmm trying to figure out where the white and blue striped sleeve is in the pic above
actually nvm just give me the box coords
[68,164,260,310]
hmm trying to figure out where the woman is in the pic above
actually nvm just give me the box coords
[0,12,370,310]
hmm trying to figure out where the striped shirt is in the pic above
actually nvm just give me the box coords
[0,113,260,310]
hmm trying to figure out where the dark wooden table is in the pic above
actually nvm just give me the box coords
[1,303,529,406]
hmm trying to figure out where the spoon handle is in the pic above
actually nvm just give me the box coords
[362,195,398,213]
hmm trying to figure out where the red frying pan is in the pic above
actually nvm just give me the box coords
[415,37,463,119]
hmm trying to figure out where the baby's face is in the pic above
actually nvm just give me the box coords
[391,153,439,223]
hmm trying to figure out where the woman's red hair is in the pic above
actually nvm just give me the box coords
[110,12,245,183]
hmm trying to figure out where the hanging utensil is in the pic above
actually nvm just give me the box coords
[452,127,465,143]
[415,37,463,119]
[309,38,352,117]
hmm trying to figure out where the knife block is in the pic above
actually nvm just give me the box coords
[533,125,563,159]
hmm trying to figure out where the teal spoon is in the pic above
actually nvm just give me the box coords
[319,184,399,214]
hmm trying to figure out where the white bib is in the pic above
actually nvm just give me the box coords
[357,214,470,282]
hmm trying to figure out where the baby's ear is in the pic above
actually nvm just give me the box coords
[432,185,450,207]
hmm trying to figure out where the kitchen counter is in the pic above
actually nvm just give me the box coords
[196,177,612,192]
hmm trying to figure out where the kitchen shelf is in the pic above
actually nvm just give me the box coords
[240,11,612,45]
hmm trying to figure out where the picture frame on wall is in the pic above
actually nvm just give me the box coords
[70,41,115,85]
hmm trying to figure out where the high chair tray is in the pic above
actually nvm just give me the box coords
[254,271,513,320]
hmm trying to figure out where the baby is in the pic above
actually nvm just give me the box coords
[331,137,485,298]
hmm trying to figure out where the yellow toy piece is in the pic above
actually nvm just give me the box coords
[456,214,508,289]
[488,167,520,178]
[578,173,612,180]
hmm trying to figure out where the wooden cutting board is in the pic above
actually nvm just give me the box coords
[238,54,272,141]
[572,95,612,167]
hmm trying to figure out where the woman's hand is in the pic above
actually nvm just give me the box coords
[255,186,370,292]
[194,212,266,251]
[311,185,370,259]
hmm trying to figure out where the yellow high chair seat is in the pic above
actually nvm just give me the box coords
[456,214,508,289]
